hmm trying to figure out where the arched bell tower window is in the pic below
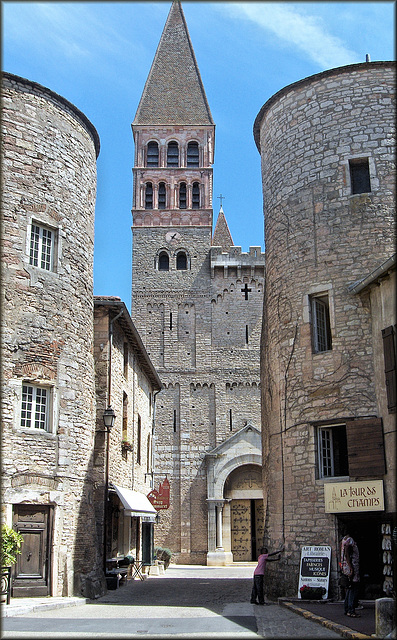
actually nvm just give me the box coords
[167,141,179,167]
[176,251,187,270]
[179,182,187,209]
[192,182,200,209]
[147,141,159,167]
[158,251,169,271]
[187,141,199,167]
[145,182,153,209]
[158,182,166,209]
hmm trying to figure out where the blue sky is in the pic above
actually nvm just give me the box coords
[2,1,395,311]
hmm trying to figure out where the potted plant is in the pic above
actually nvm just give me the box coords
[121,440,133,452]
[1,524,23,603]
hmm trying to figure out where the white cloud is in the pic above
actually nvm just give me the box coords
[221,2,360,69]
[3,2,132,63]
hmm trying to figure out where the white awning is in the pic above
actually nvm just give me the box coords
[112,485,157,521]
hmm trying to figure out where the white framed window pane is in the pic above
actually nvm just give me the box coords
[29,224,53,271]
[21,384,49,431]
[21,385,33,427]
[29,225,40,267]
[41,228,52,270]
[318,427,334,477]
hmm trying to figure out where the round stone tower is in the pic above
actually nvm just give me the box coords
[254,61,395,598]
[1,73,103,598]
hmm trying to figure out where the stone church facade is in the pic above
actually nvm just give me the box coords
[130,1,265,565]
[254,61,396,598]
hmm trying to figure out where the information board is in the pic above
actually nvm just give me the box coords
[298,546,331,599]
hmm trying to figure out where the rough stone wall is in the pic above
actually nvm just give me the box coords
[255,62,396,597]
[362,270,396,513]
[1,74,103,598]
[133,236,265,562]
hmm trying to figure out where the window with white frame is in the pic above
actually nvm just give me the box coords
[317,424,348,478]
[21,384,50,431]
[310,293,332,353]
[29,223,54,271]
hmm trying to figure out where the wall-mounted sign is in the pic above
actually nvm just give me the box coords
[324,480,384,513]
[298,546,331,599]
[147,477,170,510]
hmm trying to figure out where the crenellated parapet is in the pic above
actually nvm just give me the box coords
[210,246,265,278]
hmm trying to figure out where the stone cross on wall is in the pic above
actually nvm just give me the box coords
[241,283,252,300]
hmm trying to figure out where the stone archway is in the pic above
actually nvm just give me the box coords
[205,424,262,566]
[224,465,264,562]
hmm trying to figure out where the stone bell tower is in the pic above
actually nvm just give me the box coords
[131,1,265,565]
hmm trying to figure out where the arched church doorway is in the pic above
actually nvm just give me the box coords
[224,464,264,562]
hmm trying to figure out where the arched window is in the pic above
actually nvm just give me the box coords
[158,182,166,209]
[187,141,199,167]
[167,141,179,167]
[192,182,200,209]
[145,182,153,209]
[179,182,187,209]
[158,251,169,271]
[176,251,187,270]
[147,141,159,167]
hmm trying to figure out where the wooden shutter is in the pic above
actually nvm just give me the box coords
[346,417,386,477]
[382,326,396,413]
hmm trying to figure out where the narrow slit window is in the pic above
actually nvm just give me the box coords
[158,182,166,209]
[229,409,233,431]
[167,141,179,167]
[145,182,153,209]
[187,141,199,167]
[179,182,187,209]
[173,409,177,432]
[311,294,332,353]
[349,158,371,194]
[147,141,159,167]
[245,325,249,344]
[137,415,141,464]
[192,182,200,209]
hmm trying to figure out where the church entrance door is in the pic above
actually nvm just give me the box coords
[231,498,264,562]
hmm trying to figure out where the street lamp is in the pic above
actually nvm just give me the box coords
[103,406,116,574]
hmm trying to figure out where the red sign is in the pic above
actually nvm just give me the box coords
[147,477,170,510]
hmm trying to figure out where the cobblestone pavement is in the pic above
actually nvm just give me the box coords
[2,565,341,638]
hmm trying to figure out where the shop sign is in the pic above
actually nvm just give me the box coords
[298,546,331,599]
[147,477,170,510]
[324,480,384,513]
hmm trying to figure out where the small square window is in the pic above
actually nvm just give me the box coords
[349,159,371,195]
[29,222,55,271]
[21,384,50,431]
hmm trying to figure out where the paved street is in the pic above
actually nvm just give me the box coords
[2,565,341,638]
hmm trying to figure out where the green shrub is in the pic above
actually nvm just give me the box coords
[1,525,23,567]
[154,546,172,569]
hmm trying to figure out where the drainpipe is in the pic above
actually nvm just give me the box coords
[103,308,123,574]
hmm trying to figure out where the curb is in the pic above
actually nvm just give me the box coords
[279,600,373,640]
[3,597,88,618]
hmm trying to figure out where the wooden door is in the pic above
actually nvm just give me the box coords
[231,500,251,561]
[12,505,52,597]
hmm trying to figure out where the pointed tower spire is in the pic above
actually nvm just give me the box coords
[212,206,234,250]
[133,1,214,125]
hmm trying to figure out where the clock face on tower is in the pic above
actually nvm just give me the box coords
[165,231,182,243]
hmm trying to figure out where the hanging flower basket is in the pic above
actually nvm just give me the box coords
[121,441,133,452]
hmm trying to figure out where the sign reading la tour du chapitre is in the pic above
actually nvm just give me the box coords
[324,479,384,514]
